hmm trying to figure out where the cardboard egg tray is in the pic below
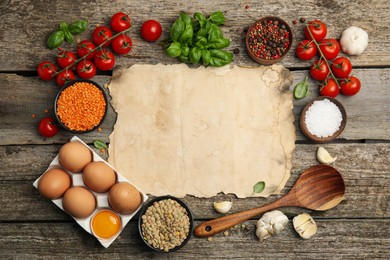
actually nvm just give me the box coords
[33,136,148,248]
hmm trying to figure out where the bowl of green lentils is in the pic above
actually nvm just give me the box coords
[138,195,194,252]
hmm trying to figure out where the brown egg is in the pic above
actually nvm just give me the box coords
[108,182,142,215]
[83,162,116,193]
[62,186,96,218]
[38,168,71,199]
[59,141,92,172]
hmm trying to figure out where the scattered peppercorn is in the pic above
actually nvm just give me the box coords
[247,18,291,60]
[207,237,213,242]
[31,114,36,118]
[245,5,250,10]
[300,17,306,23]
[293,20,298,25]
[223,231,229,236]
[233,48,240,54]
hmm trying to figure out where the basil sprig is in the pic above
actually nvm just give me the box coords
[47,20,88,49]
[165,11,233,67]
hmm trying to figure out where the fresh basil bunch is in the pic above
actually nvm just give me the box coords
[47,20,88,49]
[165,11,233,67]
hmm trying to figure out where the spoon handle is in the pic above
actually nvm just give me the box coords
[194,198,288,237]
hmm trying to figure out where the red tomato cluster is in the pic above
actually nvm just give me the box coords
[37,12,133,87]
[296,20,361,97]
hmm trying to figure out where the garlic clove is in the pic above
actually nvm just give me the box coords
[213,201,232,214]
[317,147,337,165]
[293,213,317,239]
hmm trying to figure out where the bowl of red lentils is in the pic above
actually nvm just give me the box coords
[246,16,293,65]
[54,79,108,133]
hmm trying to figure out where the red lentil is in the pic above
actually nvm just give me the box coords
[247,18,291,60]
[56,82,106,131]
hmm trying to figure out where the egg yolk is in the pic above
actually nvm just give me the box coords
[91,210,121,239]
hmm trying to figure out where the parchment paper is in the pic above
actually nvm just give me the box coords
[108,64,295,198]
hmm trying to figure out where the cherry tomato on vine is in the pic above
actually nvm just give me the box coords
[320,78,340,98]
[319,39,340,60]
[94,49,115,71]
[56,70,75,87]
[111,34,132,55]
[110,12,131,33]
[77,40,96,60]
[37,61,57,81]
[76,60,96,79]
[141,19,162,42]
[340,76,361,96]
[92,26,113,47]
[38,117,59,138]
[310,60,329,81]
[295,40,317,60]
[304,20,327,42]
[331,57,352,79]
[56,51,77,69]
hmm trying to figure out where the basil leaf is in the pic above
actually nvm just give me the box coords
[170,19,185,42]
[166,42,182,57]
[63,27,74,43]
[69,20,88,34]
[209,49,233,67]
[179,54,189,63]
[197,20,211,37]
[253,181,266,194]
[293,77,309,100]
[180,12,193,26]
[195,35,207,47]
[206,38,230,49]
[201,49,211,66]
[59,21,68,31]
[94,140,108,150]
[209,11,225,25]
[181,44,190,56]
[47,30,65,49]
[179,23,193,45]
[189,47,202,64]
[208,23,223,42]
[194,12,206,27]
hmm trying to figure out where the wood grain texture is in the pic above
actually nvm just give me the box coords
[0,220,389,259]
[0,68,389,145]
[0,0,388,70]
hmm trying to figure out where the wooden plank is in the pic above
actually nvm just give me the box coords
[0,220,389,259]
[0,68,389,145]
[1,143,388,220]
[0,0,388,70]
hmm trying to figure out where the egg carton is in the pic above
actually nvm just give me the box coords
[33,136,148,248]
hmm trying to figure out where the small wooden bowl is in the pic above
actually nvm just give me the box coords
[245,16,293,65]
[300,96,347,143]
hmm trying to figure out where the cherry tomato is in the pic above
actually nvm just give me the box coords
[94,49,115,71]
[295,40,317,60]
[92,26,113,47]
[56,70,75,87]
[340,76,361,96]
[141,19,162,42]
[56,51,77,69]
[319,39,340,60]
[77,40,96,60]
[320,78,340,98]
[76,60,96,79]
[310,60,330,81]
[304,20,327,42]
[111,34,132,55]
[37,61,57,81]
[38,117,59,137]
[110,12,131,33]
[331,57,352,79]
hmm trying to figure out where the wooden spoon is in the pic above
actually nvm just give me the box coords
[194,165,345,237]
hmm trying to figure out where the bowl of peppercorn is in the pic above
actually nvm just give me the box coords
[138,195,194,253]
[246,16,293,65]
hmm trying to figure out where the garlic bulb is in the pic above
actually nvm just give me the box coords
[340,26,368,56]
[255,210,288,241]
[213,201,232,214]
[317,147,337,165]
[293,213,317,239]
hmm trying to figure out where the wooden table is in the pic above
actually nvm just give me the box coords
[1,0,389,259]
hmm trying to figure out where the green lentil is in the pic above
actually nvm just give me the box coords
[141,199,191,252]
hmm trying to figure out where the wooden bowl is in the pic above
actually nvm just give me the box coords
[300,96,347,143]
[245,16,293,65]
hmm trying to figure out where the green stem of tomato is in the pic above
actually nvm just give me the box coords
[306,24,341,89]
[52,27,131,77]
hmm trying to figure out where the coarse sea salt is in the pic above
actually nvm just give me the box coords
[304,99,343,138]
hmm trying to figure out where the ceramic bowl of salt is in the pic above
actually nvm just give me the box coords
[300,96,347,143]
